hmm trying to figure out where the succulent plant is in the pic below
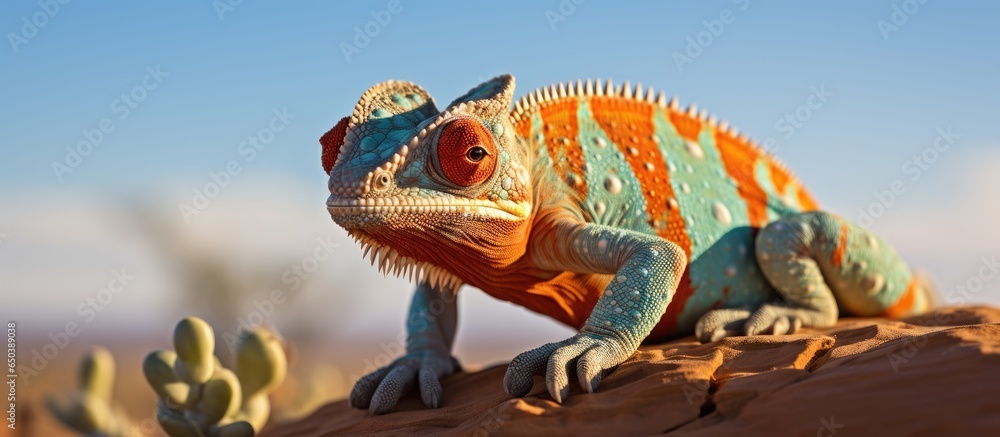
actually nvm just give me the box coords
[46,346,132,437]
[144,316,287,436]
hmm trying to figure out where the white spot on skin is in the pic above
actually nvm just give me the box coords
[597,238,608,251]
[711,201,733,225]
[627,147,639,156]
[606,290,614,297]
[593,137,607,148]
[610,300,617,306]
[724,266,737,278]
[644,162,655,171]
[594,201,606,216]
[616,275,627,284]
[501,177,512,190]
[650,134,660,144]
[666,198,679,210]
[640,268,648,276]
[863,274,885,296]
[604,174,622,194]
[868,235,879,250]
[685,140,705,159]
[681,183,691,194]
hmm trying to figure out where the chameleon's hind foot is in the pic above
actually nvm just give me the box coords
[695,303,835,343]
[695,308,751,343]
[742,302,819,336]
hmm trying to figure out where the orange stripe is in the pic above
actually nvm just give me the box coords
[588,97,694,336]
[714,130,769,227]
[768,161,791,196]
[797,186,819,211]
[538,99,587,196]
[830,221,849,267]
[881,277,917,319]
[667,110,702,142]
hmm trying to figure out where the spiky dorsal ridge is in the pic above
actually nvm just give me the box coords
[508,78,802,183]
[349,232,463,292]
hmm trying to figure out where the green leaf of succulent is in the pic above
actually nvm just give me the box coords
[196,368,242,426]
[157,404,207,437]
[236,394,271,433]
[79,346,115,404]
[174,317,216,384]
[212,420,256,437]
[234,329,287,400]
[143,350,190,409]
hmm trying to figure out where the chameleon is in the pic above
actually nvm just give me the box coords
[319,75,937,414]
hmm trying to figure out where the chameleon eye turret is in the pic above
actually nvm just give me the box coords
[433,118,498,187]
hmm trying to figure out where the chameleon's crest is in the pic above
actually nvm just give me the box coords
[447,74,516,118]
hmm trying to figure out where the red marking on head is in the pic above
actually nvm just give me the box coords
[320,117,350,174]
[437,119,497,187]
[539,99,587,196]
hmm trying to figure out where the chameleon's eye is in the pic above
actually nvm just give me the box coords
[466,146,488,162]
[436,118,497,187]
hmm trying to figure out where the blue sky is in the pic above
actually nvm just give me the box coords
[2,1,999,352]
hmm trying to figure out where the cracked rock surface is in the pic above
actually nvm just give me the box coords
[263,306,1000,436]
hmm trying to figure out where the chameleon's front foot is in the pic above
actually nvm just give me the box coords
[503,332,634,403]
[349,349,459,415]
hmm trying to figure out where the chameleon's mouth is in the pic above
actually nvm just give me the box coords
[325,195,531,220]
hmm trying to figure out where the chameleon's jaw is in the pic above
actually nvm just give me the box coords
[325,194,531,221]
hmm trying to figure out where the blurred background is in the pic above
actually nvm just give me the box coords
[2,1,998,435]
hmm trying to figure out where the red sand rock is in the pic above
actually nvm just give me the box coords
[263,306,1000,436]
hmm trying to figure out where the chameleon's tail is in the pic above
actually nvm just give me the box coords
[911,269,941,313]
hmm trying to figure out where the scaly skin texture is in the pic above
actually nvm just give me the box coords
[321,75,936,413]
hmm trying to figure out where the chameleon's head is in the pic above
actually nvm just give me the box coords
[321,75,533,285]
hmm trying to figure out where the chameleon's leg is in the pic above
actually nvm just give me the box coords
[505,220,687,403]
[745,210,932,336]
[349,281,460,415]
